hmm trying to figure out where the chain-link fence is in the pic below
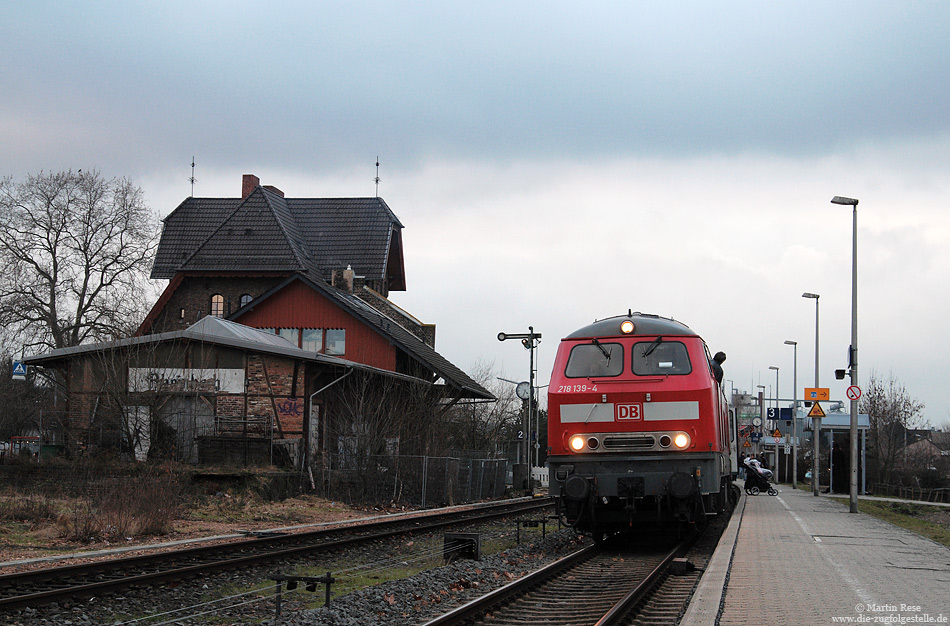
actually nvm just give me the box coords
[324,454,509,507]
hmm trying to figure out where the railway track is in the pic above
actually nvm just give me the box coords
[421,531,696,626]
[0,496,550,610]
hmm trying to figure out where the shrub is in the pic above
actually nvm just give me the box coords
[55,466,185,541]
[0,494,58,524]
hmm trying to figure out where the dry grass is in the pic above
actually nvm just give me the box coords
[829,497,950,548]
[0,470,363,563]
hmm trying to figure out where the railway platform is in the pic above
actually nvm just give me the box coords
[681,485,950,626]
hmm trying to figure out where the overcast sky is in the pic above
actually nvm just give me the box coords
[3,2,948,425]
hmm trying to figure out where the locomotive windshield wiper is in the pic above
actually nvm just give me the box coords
[643,336,663,357]
[591,338,611,361]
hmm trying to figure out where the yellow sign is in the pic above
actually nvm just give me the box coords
[743,440,752,448]
[804,387,830,401]
[773,429,782,438]
[808,401,826,418]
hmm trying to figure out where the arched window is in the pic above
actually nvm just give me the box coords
[239,294,253,308]
[210,294,225,317]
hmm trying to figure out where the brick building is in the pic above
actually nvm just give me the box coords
[25,175,492,468]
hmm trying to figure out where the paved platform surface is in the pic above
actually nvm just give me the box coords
[682,486,950,626]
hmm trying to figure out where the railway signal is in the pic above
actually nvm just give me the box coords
[498,327,542,494]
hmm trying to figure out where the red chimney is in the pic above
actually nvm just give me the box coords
[242,174,260,199]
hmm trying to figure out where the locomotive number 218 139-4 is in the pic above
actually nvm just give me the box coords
[557,384,598,393]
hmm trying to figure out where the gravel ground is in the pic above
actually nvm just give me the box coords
[5,521,588,626]
[268,529,589,626]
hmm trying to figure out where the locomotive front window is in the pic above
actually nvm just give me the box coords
[564,343,624,378]
[632,340,692,375]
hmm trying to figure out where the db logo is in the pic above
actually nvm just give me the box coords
[616,403,643,421]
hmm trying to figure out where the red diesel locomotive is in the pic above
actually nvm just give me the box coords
[547,312,738,536]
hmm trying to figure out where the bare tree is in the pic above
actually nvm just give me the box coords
[860,370,927,485]
[444,360,521,457]
[0,170,158,351]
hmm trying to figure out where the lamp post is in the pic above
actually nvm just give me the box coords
[498,327,542,494]
[832,195,860,513]
[785,340,798,489]
[802,292,820,496]
[769,365,779,481]
[756,384,765,457]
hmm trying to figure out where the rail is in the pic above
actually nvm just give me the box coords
[0,497,551,610]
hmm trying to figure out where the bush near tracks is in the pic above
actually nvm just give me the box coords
[0,462,184,542]
[0,461,357,550]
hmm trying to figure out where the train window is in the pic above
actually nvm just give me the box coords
[632,341,692,375]
[564,343,624,378]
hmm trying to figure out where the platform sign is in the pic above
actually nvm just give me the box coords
[804,387,829,401]
[11,361,26,381]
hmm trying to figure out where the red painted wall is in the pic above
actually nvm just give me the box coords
[235,281,397,371]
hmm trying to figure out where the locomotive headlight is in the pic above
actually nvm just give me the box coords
[673,432,690,449]
[569,435,586,452]
[620,320,635,334]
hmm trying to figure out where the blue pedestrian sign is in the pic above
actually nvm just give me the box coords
[12,361,26,380]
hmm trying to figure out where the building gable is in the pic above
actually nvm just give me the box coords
[181,187,309,274]
[233,279,397,371]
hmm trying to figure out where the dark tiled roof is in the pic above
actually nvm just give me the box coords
[181,189,309,273]
[151,188,403,283]
[289,197,402,284]
[152,198,239,278]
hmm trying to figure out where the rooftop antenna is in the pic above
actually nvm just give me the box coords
[189,157,197,196]
[374,157,380,197]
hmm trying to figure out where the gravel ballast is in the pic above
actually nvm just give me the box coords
[269,529,588,626]
[5,523,588,626]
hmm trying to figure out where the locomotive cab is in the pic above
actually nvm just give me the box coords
[547,312,736,535]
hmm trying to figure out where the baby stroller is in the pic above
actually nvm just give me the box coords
[744,461,778,496]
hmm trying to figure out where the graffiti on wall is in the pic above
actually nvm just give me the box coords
[274,398,304,422]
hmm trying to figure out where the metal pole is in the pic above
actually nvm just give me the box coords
[527,326,535,495]
[775,368,780,481]
[812,296,821,497]
[769,366,779,479]
[785,341,798,489]
[849,201,860,512]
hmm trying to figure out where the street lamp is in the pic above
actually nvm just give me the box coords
[802,292,820,497]
[768,365,779,480]
[832,195,860,513]
[784,340,798,489]
[756,384,765,457]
